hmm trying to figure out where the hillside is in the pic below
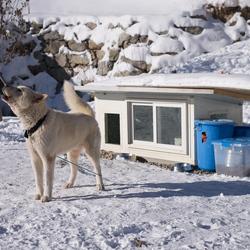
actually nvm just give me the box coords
[1,0,250,115]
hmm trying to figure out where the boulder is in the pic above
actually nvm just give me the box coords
[130,34,140,44]
[68,40,88,52]
[33,51,44,61]
[48,67,71,83]
[139,35,148,43]
[43,41,66,54]
[118,33,131,47]
[114,70,142,77]
[42,31,64,40]
[96,50,105,61]
[86,22,97,30]
[121,56,150,72]
[108,49,120,62]
[97,61,113,76]
[68,54,89,68]
[88,40,104,50]
[45,56,58,68]
[175,25,203,35]
[30,22,43,34]
[28,63,47,75]
[55,54,68,67]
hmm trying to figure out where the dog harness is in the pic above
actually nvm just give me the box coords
[24,112,48,139]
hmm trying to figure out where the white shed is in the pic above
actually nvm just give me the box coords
[75,73,250,164]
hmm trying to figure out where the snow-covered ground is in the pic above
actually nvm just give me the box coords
[1,117,250,249]
[1,1,250,248]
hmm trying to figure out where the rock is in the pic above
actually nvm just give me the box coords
[28,63,47,75]
[118,33,131,47]
[190,15,206,20]
[48,67,71,83]
[44,21,57,30]
[108,49,120,62]
[151,52,178,56]
[121,56,150,72]
[55,54,68,67]
[33,51,44,61]
[68,54,89,68]
[139,35,148,43]
[88,40,104,50]
[123,40,131,49]
[97,61,113,76]
[156,31,168,35]
[108,23,116,29]
[184,26,203,35]
[30,22,43,34]
[68,40,88,52]
[114,70,142,77]
[45,56,58,68]
[86,22,97,30]
[42,31,64,40]
[43,41,66,54]
[174,25,203,35]
[130,34,139,44]
[96,50,105,61]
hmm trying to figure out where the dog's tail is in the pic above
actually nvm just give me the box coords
[63,80,95,118]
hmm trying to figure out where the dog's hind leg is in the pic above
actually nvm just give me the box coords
[85,140,105,190]
[63,148,82,189]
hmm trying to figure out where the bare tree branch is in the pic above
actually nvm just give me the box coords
[0,0,29,84]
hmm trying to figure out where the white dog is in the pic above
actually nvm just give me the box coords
[1,81,104,202]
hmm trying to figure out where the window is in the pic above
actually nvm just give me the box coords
[131,101,187,153]
[156,106,182,146]
[133,104,153,142]
[105,113,120,145]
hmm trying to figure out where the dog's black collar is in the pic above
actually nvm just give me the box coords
[24,112,48,139]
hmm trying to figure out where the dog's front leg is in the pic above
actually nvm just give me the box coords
[28,148,44,200]
[41,155,56,202]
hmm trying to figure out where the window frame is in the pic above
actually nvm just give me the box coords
[130,100,187,154]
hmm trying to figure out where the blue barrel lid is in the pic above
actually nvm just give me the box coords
[212,137,250,147]
[195,119,236,126]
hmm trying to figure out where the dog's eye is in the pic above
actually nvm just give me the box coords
[18,89,22,92]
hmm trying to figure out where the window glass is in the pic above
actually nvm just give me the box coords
[105,113,120,144]
[133,105,153,142]
[156,107,182,145]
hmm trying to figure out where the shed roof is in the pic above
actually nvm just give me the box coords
[75,73,250,100]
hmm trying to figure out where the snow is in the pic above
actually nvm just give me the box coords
[2,1,250,248]
[2,0,250,114]
[1,117,250,249]
[83,72,250,89]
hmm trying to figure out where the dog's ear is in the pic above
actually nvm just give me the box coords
[32,94,48,104]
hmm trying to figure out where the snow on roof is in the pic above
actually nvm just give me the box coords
[75,73,250,100]
[80,73,250,89]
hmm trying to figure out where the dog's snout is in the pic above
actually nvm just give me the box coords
[4,83,8,87]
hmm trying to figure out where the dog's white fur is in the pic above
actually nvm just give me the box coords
[1,81,104,202]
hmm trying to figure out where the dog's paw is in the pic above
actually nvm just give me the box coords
[34,194,41,200]
[40,195,51,203]
[96,184,105,190]
[63,182,73,189]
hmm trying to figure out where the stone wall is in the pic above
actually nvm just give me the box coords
[24,4,250,94]
[3,4,250,98]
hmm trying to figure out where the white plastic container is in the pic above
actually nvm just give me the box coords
[212,137,250,177]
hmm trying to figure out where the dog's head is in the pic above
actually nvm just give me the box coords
[1,84,48,113]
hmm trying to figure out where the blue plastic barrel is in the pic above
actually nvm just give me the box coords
[194,119,236,171]
[234,126,250,137]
